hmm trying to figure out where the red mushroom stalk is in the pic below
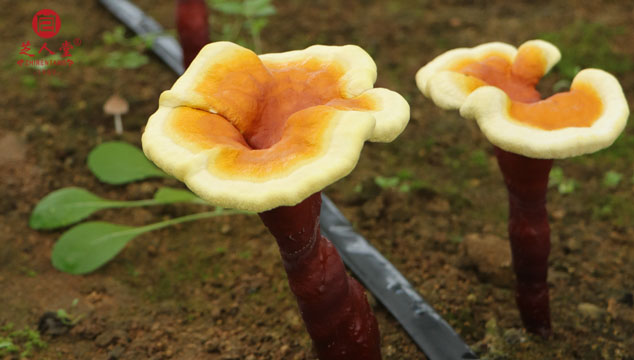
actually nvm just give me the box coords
[260,193,380,359]
[417,40,629,337]
[176,0,209,68]
[494,147,553,336]
[146,17,409,355]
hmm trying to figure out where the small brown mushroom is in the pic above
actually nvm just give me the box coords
[103,94,129,135]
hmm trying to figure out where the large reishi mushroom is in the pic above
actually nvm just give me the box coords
[416,39,629,337]
[143,41,409,359]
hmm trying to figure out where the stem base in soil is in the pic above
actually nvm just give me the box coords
[259,192,382,360]
[495,146,553,338]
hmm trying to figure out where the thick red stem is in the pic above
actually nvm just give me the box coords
[259,193,381,360]
[176,0,210,68]
[494,146,553,338]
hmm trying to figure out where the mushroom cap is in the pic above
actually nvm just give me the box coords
[416,40,629,159]
[143,42,409,212]
[103,94,129,115]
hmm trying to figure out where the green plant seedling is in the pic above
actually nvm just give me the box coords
[102,25,156,48]
[101,26,156,69]
[373,169,428,193]
[374,175,400,189]
[602,170,622,188]
[0,325,46,358]
[548,166,578,194]
[103,50,149,69]
[88,141,170,184]
[52,208,245,275]
[31,140,250,274]
[30,187,204,230]
[207,0,276,52]
[55,307,85,327]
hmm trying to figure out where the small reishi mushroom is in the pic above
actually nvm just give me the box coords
[103,93,129,135]
[416,40,629,337]
[142,41,409,359]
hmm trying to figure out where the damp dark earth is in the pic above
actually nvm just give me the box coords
[1,0,633,359]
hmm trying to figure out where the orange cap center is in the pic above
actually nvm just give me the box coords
[168,59,376,180]
[452,49,603,130]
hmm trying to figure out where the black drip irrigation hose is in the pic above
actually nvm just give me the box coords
[320,196,478,360]
[98,1,479,358]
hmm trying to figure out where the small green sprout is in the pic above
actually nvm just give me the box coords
[207,0,276,53]
[548,166,579,194]
[373,169,428,193]
[0,324,46,358]
[602,170,622,188]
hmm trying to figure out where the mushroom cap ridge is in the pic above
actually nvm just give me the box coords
[143,42,410,211]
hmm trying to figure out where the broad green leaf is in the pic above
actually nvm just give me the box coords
[87,141,169,184]
[30,188,113,230]
[31,187,209,230]
[52,222,137,274]
[52,211,246,274]
[153,187,204,204]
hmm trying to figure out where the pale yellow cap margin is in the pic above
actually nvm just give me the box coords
[415,40,629,159]
[415,40,560,110]
[142,42,410,212]
[461,69,629,159]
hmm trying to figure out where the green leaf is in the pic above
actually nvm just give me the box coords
[31,187,208,230]
[552,79,571,92]
[102,26,126,45]
[120,51,149,69]
[374,176,400,189]
[558,179,578,194]
[52,211,246,274]
[52,222,137,274]
[29,188,113,230]
[21,75,37,89]
[469,149,488,168]
[398,183,411,193]
[247,17,269,35]
[396,169,414,180]
[88,142,169,185]
[212,1,244,15]
[244,0,276,17]
[0,340,15,350]
[153,187,204,204]
[103,51,149,69]
[602,170,622,188]
[548,166,564,187]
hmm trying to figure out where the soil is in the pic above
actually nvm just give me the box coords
[1,0,633,359]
